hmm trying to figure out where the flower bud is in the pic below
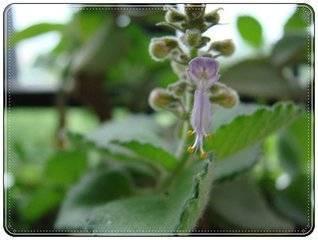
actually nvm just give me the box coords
[167,80,188,97]
[149,37,179,61]
[185,4,205,20]
[148,88,178,110]
[204,8,222,25]
[210,39,235,56]
[182,29,202,47]
[210,82,239,108]
[165,8,186,23]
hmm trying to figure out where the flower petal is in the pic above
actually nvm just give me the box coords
[191,89,212,136]
[188,57,219,84]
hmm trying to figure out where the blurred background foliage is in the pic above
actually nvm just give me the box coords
[5,4,313,233]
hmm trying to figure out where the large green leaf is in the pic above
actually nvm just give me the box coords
[56,159,214,234]
[206,102,301,159]
[209,174,294,230]
[113,140,178,171]
[55,167,134,230]
[10,23,64,45]
[237,16,263,48]
[222,58,293,99]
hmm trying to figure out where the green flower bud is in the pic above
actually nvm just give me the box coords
[185,4,205,20]
[211,39,235,56]
[210,82,239,108]
[167,80,188,97]
[182,29,202,47]
[165,8,186,23]
[204,8,222,25]
[149,37,179,61]
[148,88,178,110]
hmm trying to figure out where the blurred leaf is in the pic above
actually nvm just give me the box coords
[237,16,263,48]
[56,160,214,233]
[210,174,294,230]
[272,174,310,227]
[21,188,62,222]
[206,102,301,159]
[55,167,134,229]
[45,150,87,187]
[284,6,312,33]
[214,144,261,182]
[222,58,293,99]
[269,113,312,226]
[271,33,310,67]
[113,140,178,171]
[10,23,64,45]
[86,114,162,149]
[278,114,311,177]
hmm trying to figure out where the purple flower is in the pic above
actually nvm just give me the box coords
[187,57,219,158]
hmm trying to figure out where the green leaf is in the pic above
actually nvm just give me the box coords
[209,174,294,230]
[21,188,63,222]
[10,23,64,45]
[206,102,301,159]
[214,144,261,182]
[55,167,134,230]
[237,16,263,48]
[222,58,293,99]
[268,113,312,226]
[56,160,214,233]
[113,140,178,171]
[86,114,162,149]
[271,33,310,67]
[284,6,312,33]
[44,150,87,187]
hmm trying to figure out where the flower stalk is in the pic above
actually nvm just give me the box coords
[148,4,239,187]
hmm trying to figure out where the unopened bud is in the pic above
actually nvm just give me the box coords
[167,80,188,97]
[148,88,178,110]
[185,4,206,20]
[182,29,202,47]
[165,8,186,23]
[204,8,222,25]
[149,37,179,61]
[211,39,235,56]
[210,82,239,108]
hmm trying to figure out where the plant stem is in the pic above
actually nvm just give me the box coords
[159,47,198,190]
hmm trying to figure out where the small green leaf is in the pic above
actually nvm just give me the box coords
[113,140,178,171]
[56,160,214,233]
[44,150,87,187]
[206,102,301,159]
[210,174,294,230]
[237,15,263,48]
[284,6,312,33]
[10,23,64,45]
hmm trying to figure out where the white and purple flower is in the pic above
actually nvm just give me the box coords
[187,57,219,158]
